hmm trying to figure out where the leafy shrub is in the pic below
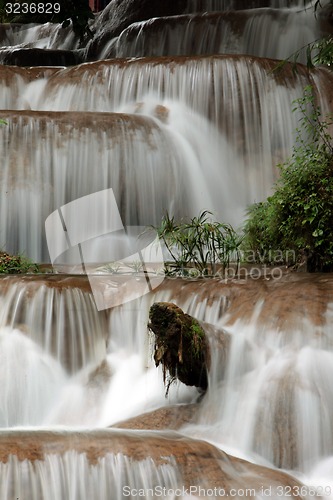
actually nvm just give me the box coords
[0,251,39,274]
[154,210,242,277]
[243,87,333,272]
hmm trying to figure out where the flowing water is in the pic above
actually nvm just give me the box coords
[0,57,331,261]
[0,0,333,498]
[112,8,320,61]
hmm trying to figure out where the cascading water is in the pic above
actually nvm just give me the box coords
[0,449,181,500]
[0,277,108,372]
[0,0,333,498]
[112,8,320,61]
[2,275,333,497]
[0,56,331,260]
[184,0,313,10]
[0,105,246,261]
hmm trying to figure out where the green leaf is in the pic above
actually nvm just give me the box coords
[306,45,315,69]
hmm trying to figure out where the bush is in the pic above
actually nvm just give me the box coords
[243,87,333,272]
[154,210,242,277]
[0,251,39,274]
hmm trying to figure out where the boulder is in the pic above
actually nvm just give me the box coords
[0,48,84,67]
[149,302,210,391]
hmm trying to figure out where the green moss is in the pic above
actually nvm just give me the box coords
[189,321,205,359]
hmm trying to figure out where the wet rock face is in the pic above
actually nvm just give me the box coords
[318,3,333,35]
[88,0,188,59]
[112,403,200,430]
[0,429,309,498]
[96,0,188,31]
[0,48,84,67]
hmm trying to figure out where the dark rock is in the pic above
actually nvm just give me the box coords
[0,48,84,67]
[149,302,210,391]
[88,0,188,60]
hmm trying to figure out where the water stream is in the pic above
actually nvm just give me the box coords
[0,56,331,261]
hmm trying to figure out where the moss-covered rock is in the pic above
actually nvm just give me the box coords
[148,302,209,391]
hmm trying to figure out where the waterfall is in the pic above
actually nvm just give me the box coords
[0,277,107,372]
[1,275,333,494]
[168,277,333,485]
[0,107,243,260]
[0,277,197,428]
[195,303,333,473]
[113,8,319,61]
[0,23,74,51]
[184,0,313,11]
[0,450,181,500]
[0,327,66,427]
[0,56,331,260]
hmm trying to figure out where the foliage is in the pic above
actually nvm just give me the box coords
[274,1,333,71]
[270,1,333,72]
[241,202,283,264]
[154,210,242,277]
[243,86,333,272]
[0,0,94,39]
[311,36,333,67]
[0,251,39,274]
[275,35,333,72]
